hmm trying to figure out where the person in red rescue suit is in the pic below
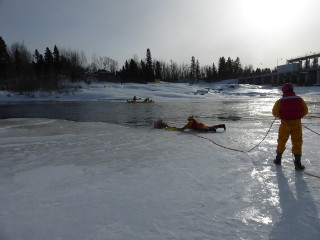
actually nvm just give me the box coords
[272,83,308,171]
[180,116,226,132]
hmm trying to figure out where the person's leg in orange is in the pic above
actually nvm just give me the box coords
[276,121,290,153]
[197,123,209,131]
[290,121,303,155]
[274,121,290,165]
[290,120,305,170]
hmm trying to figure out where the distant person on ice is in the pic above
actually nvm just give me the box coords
[272,83,308,171]
[180,116,226,132]
[153,119,169,129]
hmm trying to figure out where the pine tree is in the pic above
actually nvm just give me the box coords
[190,56,196,78]
[14,48,21,72]
[0,36,10,80]
[196,59,200,78]
[33,49,44,80]
[125,60,129,71]
[43,47,56,89]
[226,57,234,79]
[129,59,139,81]
[0,36,10,65]
[205,66,213,82]
[218,57,226,80]
[44,47,53,66]
[53,45,60,63]
[53,45,60,72]
[145,48,154,81]
[155,61,162,80]
[33,49,40,63]
[212,62,218,81]
[233,57,242,77]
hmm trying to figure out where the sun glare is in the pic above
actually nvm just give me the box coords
[238,0,306,34]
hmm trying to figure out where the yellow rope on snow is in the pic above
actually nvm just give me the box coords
[304,171,320,178]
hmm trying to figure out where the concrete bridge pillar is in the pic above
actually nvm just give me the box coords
[297,74,301,84]
[305,73,311,85]
[317,69,320,84]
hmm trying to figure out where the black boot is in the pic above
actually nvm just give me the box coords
[217,124,226,131]
[273,152,282,165]
[294,154,305,171]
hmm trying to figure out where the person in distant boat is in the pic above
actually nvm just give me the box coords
[153,119,169,129]
[143,98,150,102]
[133,96,137,102]
[180,116,226,132]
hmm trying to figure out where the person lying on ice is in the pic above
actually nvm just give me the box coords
[153,119,169,129]
[180,116,226,132]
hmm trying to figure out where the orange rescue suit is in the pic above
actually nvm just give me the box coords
[272,92,308,155]
[183,119,207,130]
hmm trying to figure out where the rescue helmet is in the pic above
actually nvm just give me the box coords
[187,115,193,121]
[281,83,293,93]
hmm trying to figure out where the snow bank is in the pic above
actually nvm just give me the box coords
[0,80,283,102]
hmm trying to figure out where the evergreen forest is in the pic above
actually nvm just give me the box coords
[0,36,273,92]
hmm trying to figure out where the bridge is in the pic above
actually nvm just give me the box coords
[239,52,320,85]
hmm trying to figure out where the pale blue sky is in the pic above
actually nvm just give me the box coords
[1,0,319,69]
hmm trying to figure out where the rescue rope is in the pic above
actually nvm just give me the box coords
[302,124,320,136]
[185,120,320,179]
[186,132,246,153]
[186,118,276,154]
[304,171,320,178]
[301,124,320,178]
[246,118,276,153]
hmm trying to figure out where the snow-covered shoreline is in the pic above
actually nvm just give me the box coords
[3,80,320,103]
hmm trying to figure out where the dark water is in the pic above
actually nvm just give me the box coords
[1,97,319,128]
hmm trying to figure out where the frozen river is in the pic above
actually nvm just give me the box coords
[1,96,320,128]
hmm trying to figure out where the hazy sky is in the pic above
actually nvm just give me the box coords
[1,0,320,69]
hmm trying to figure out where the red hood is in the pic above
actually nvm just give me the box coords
[282,91,296,97]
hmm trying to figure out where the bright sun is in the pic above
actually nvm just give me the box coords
[238,0,306,34]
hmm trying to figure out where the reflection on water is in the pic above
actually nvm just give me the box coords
[0,97,319,128]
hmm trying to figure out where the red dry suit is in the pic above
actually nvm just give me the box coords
[272,91,308,155]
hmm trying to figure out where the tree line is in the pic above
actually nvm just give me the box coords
[0,36,273,92]
[119,51,273,83]
[0,37,88,91]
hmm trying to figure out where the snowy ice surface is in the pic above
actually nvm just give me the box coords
[1,81,320,240]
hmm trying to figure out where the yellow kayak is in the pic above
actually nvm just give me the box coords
[127,99,154,103]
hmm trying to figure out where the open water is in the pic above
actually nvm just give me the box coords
[0,97,319,128]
